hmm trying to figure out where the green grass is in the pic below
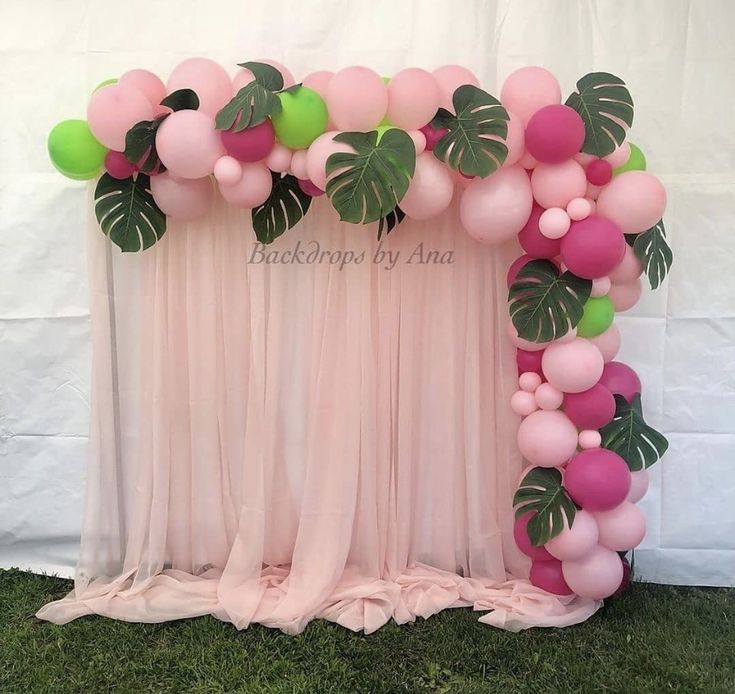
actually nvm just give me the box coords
[1,569,733,693]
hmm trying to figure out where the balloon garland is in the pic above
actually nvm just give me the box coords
[48,60,673,603]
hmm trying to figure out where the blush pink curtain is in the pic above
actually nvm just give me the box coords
[37,194,599,632]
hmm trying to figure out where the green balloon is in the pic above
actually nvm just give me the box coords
[93,77,118,93]
[375,125,396,140]
[272,86,328,150]
[614,142,647,175]
[577,296,615,338]
[48,119,107,181]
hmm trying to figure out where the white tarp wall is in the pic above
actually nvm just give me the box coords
[1,0,733,585]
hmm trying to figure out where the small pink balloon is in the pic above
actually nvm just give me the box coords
[517,410,579,467]
[306,131,354,191]
[594,502,646,551]
[539,207,570,239]
[587,324,621,363]
[518,204,560,259]
[326,66,388,131]
[609,244,643,284]
[535,382,563,410]
[500,66,561,124]
[104,150,136,179]
[519,372,542,392]
[220,120,275,162]
[507,254,533,288]
[156,109,225,179]
[432,65,479,111]
[586,159,613,186]
[605,141,631,169]
[408,130,427,155]
[265,143,293,173]
[400,152,454,220]
[507,322,550,352]
[591,276,612,297]
[531,160,587,209]
[563,383,616,429]
[525,105,585,164]
[545,509,599,561]
[387,68,441,130]
[167,57,232,117]
[302,70,333,99]
[511,390,538,417]
[596,171,667,234]
[290,149,309,181]
[579,430,602,449]
[599,361,641,403]
[519,151,539,169]
[297,179,324,197]
[87,83,154,151]
[150,173,213,221]
[218,162,272,208]
[213,155,242,185]
[560,215,626,280]
[514,511,554,561]
[565,449,632,512]
[119,69,166,110]
[517,348,544,377]
[530,559,573,596]
[419,123,448,151]
[503,111,526,167]
[566,197,593,221]
[609,278,642,312]
[542,339,604,394]
[562,545,624,599]
[627,470,650,503]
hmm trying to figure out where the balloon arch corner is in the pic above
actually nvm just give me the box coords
[48,59,671,608]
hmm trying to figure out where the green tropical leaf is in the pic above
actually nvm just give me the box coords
[632,219,672,290]
[508,259,592,343]
[215,61,283,132]
[432,85,509,178]
[377,205,406,240]
[513,467,577,546]
[124,116,167,175]
[160,88,200,112]
[565,72,634,157]
[600,394,669,471]
[325,129,416,224]
[251,172,312,244]
[237,61,284,91]
[94,173,166,252]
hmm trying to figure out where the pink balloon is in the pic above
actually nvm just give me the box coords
[265,143,293,173]
[432,65,479,111]
[530,559,573,595]
[220,120,275,162]
[566,197,593,221]
[565,449,632,512]
[104,150,136,180]
[605,141,631,168]
[507,254,533,288]
[507,322,550,352]
[119,69,166,111]
[511,390,538,417]
[167,57,232,117]
[408,130,427,155]
[150,173,213,221]
[535,382,563,410]
[519,371,542,392]
[609,244,643,284]
[302,70,333,99]
[563,383,616,429]
[213,155,242,185]
[387,68,441,130]
[560,215,625,279]
[517,348,544,376]
[562,545,624,599]
[525,105,585,164]
[579,429,602,449]
[232,59,296,94]
[218,162,272,208]
[545,510,599,561]
[519,151,539,170]
[87,83,154,151]
[627,470,650,503]
[586,159,613,186]
[290,150,309,181]
[594,502,646,551]
[517,410,579,467]
[539,207,570,239]
[596,171,667,234]
[306,131,354,191]
[326,67,388,131]
[500,66,561,124]
[609,278,642,312]
[420,123,448,151]
[400,152,454,220]
[156,110,225,179]
[591,276,612,297]
[518,204,561,259]
[460,166,533,244]
[587,324,621,363]
[502,111,526,167]
[542,339,604,394]
[514,511,554,561]
[599,361,641,403]
[297,179,324,197]
[531,160,587,209]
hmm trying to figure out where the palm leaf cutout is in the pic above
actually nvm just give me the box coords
[565,72,634,157]
[377,205,406,240]
[632,219,672,290]
[124,115,167,175]
[160,88,200,112]
[325,129,416,224]
[513,467,577,546]
[600,393,669,471]
[215,61,283,132]
[508,259,592,343]
[432,85,509,178]
[251,172,312,244]
[94,173,166,252]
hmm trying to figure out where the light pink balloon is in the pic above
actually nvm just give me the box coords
[519,151,538,170]
[400,152,454,220]
[604,141,631,168]
[531,160,587,209]
[302,70,333,99]
[575,152,597,168]
[609,244,643,284]
[567,197,593,221]
[578,429,602,449]
[326,67,388,131]
[213,155,242,185]
[233,59,295,94]
[387,68,441,130]
[87,83,154,151]
[585,182,602,200]
[545,510,599,561]
[519,371,542,392]
[306,131,355,191]
[290,150,309,181]
[609,278,642,312]
[460,165,533,244]
[507,322,550,352]
[503,111,526,167]
[119,69,166,111]
[539,207,570,239]
[517,410,579,467]
[432,65,479,111]
[594,502,646,551]
[627,470,650,503]
[542,338,604,393]
[511,390,538,417]
[150,173,213,221]
[500,66,561,124]
[408,130,427,155]
[535,382,563,410]
[587,324,621,363]
[596,171,667,234]
[591,276,612,298]
[218,162,272,208]
[167,57,232,117]
[156,109,225,179]
[562,545,624,599]
[265,143,293,173]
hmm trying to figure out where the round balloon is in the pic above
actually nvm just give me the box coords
[220,119,275,162]
[517,410,579,467]
[400,152,454,220]
[150,173,213,221]
[531,160,587,209]
[578,429,602,449]
[565,449,631,512]
[530,559,573,595]
[386,68,440,130]
[586,159,613,187]
[538,207,571,239]
[587,324,621,363]
[562,545,624,599]
[541,339,604,394]
[104,150,136,179]
[511,390,538,417]
[596,171,667,234]
[48,119,107,180]
[599,361,641,403]
[119,69,166,110]
[614,142,647,175]
[272,86,328,150]
[218,161,272,208]
[87,83,154,151]
[577,296,615,338]
[517,348,544,376]
[608,278,643,312]
[594,502,646,551]
[167,57,232,117]
[514,511,554,560]
[560,215,626,280]
[535,383,564,410]
[545,510,599,561]
[518,204,561,259]
[213,155,243,185]
[306,131,355,191]
[326,66,388,131]
[524,105,585,164]
[432,65,479,111]
[563,383,616,430]
[500,66,561,124]
[156,109,224,179]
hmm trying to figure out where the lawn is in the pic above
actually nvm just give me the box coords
[1,569,733,693]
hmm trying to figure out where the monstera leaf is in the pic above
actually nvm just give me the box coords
[432,85,509,177]
[508,259,592,343]
[513,467,577,546]
[325,129,416,224]
[160,88,200,112]
[377,205,406,240]
[251,172,312,244]
[565,72,634,157]
[632,219,673,290]
[124,115,167,175]
[601,394,669,471]
[94,173,166,252]
[215,61,283,131]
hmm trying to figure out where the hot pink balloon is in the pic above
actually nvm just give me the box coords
[503,111,526,167]
[302,70,333,99]
[167,57,232,117]
[500,66,561,124]
[609,278,642,312]
[609,245,643,284]
[518,204,560,259]
[517,348,544,376]
[560,215,626,279]
[306,131,355,191]
[297,179,324,197]
[432,65,479,111]
[420,123,448,151]
[220,119,275,162]
[563,384,616,429]
[156,109,225,179]
[530,559,573,595]
[627,470,650,503]
[104,151,136,180]
[565,449,632,512]
[542,339,604,394]
[596,171,667,234]
[545,510,599,561]
[517,410,579,467]
[587,324,621,363]
[586,159,613,186]
[514,511,554,561]
[562,545,624,599]
[531,160,587,209]
[525,105,585,164]
[387,68,441,130]
[87,83,154,151]
[594,502,646,551]
[507,254,534,288]
[265,143,293,173]
[511,390,538,417]
[119,69,166,111]
[213,155,242,185]
[150,173,213,221]
[326,67,388,131]
[218,161,272,208]
[599,362,641,403]
[400,152,454,220]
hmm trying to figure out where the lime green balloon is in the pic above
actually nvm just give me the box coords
[93,77,118,93]
[614,142,647,175]
[375,125,397,141]
[577,296,615,338]
[48,119,107,180]
[272,86,328,150]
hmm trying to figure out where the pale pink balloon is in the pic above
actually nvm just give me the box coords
[519,151,538,169]
[119,69,166,111]
[460,165,533,244]
[609,244,643,284]
[585,182,602,200]
[432,65,479,111]
[627,470,650,503]
[545,510,599,561]
[387,68,441,130]
[531,160,587,209]
[578,429,602,449]
[587,324,621,363]
[213,155,242,185]
[517,410,579,467]
[596,171,667,234]
[87,83,154,151]
[326,67,388,131]
[500,66,561,124]
[233,59,295,94]
[156,109,225,179]
[557,326,578,344]
[562,545,624,599]
[503,111,525,167]
[605,141,631,168]
[519,371,542,393]
[167,57,232,117]
[290,150,309,181]
[306,131,355,191]
[265,143,293,173]
[567,197,593,221]
[594,502,646,551]
[535,382,564,410]
[591,276,612,298]
[575,152,597,168]
[609,278,642,312]
[542,338,604,393]
[507,322,549,352]
[218,162,272,208]
[150,173,213,221]
[511,390,538,417]
[302,70,333,99]
[408,130,427,155]
[400,152,454,220]
[539,207,570,239]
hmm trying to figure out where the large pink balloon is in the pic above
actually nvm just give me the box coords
[513,511,554,560]
[563,383,616,429]
[545,510,599,561]
[518,204,561,259]
[531,160,587,209]
[594,502,646,551]
[542,339,604,394]
[459,166,533,244]
[400,152,454,220]
[587,324,621,363]
[609,278,642,312]
[432,65,479,111]
[507,323,550,352]
[503,111,526,167]
[517,410,579,467]
[530,559,573,595]
[306,131,354,191]
[302,70,333,99]
[218,162,272,208]
[500,66,562,124]
[596,171,667,234]
[562,545,624,599]
[560,215,626,280]
[156,109,225,179]
[565,449,632,512]
[599,361,641,403]
[326,67,388,131]
[150,173,213,221]
[609,245,643,284]
[167,57,232,117]
[387,68,441,130]
[627,470,650,503]
[119,69,166,111]
[87,83,154,151]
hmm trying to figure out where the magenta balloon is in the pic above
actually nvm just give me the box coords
[220,120,275,163]
[156,109,224,179]
[608,278,642,312]
[562,545,624,599]
[608,245,643,284]
[387,68,441,130]
[586,159,613,186]
[517,410,579,467]
[518,204,561,259]
[326,66,388,131]
[297,178,324,197]
[500,66,561,124]
[167,57,232,117]
[563,384,616,429]
[594,502,646,551]
[150,173,213,221]
[596,171,667,234]
[541,338,604,394]
[587,324,621,363]
[545,509,599,561]
[531,160,587,209]
[627,470,650,503]
[302,70,333,99]
[104,151,136,180]
[400,152,454,220]
[507,254,534,288]
[516,348,544,377]
[119,69,166,111]
[530,559,573,595]
[432,65,479,111]
[419,123,448,151]
[560,215,626,279]
[513,511,554,560]
[598,361,641,403]
[87,83,154,151]
[218,162,272,208]
[525,105,585,164]
[565,449,632,512]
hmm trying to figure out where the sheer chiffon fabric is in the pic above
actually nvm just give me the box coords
[37,194,599,632]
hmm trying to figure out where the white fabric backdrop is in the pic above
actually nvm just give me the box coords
[1,0,733,586]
